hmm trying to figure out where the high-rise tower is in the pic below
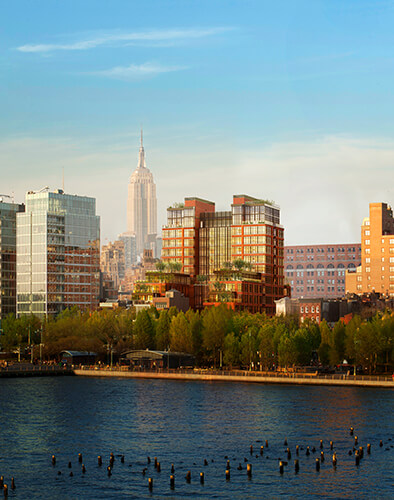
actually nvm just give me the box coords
[127,130,157,257]
[16,189,100,317]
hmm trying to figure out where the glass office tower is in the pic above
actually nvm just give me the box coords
[17,190,100,317]
[0,200,25,319]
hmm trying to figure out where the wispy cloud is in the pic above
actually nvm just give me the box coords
[17,27,233,53]
[91,62,187,80]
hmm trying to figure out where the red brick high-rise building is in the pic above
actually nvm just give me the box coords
[160,194,285,314]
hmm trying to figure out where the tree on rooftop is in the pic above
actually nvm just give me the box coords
[155,260,166,272]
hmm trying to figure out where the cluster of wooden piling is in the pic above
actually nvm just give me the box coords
[50,430,390,493]
[0,475,15,497]
[3,428,391,496]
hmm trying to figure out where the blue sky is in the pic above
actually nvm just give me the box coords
[1,0,393,244]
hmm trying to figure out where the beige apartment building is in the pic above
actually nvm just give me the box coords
[100,240,125,291]
[346,202,394,297]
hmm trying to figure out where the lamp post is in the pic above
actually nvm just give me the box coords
[39,327,43,364]
[249,331,252,371]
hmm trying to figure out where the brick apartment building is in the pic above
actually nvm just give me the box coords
[285,243,361,299]
[346,202,394,297]
[146,194,286,314]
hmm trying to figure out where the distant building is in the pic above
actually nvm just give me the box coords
[346,202,394,297]
[100,239,125,290]
[127,130,157,258]
[153,289,190,312]
[275,297,356,325]
[0,199,25,319]
[119,232,137,268]
[285,243,361,299]
[16,189,100,317]
[100,272,118,302]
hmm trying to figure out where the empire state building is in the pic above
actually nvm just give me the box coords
[126,130,157,257]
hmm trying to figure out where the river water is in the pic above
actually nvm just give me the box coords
[0,377,393,499]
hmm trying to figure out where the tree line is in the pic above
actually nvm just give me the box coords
[0,305,393,373]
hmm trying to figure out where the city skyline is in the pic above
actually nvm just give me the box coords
[1,1,393,245]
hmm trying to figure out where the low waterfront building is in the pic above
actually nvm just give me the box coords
[60,350,97,365]
[120,349,194,369]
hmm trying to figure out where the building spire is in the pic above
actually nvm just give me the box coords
[138,126,145,169]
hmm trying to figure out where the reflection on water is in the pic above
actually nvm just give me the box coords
[0,378,393,499]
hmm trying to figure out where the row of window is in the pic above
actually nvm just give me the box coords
[286,263,355,270]
[287,246,359,254]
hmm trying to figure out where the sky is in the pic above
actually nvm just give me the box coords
[1,0,393,245]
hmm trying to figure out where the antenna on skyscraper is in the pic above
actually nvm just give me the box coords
[140,125,143,147]
[62,166,65,192]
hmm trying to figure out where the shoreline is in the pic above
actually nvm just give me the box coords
[73,368,394,388]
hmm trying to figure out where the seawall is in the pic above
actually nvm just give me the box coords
[74,368,394,388]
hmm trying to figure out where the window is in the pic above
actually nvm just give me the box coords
[366,257,370,263]
[365,249,370,254]
[305,306,309,313]
[365,230,370,235]
[365,240,370,245]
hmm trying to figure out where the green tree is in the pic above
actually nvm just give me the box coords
[202,305,233,366]
[155,260,166,272]
[258,323,275,369]
[239,327,260,368]
[134,309,155,349]
[330,321,346,365]
[318,319,332,365]
[169,312,193,353]
[223,332,240,367]
[186,309,203,358]
[278,333,298,367]
[155,309,171,350]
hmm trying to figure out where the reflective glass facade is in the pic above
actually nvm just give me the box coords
[0,201,25,319]
[17,191,100,317]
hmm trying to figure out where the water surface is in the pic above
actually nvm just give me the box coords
[0,377,393,499]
